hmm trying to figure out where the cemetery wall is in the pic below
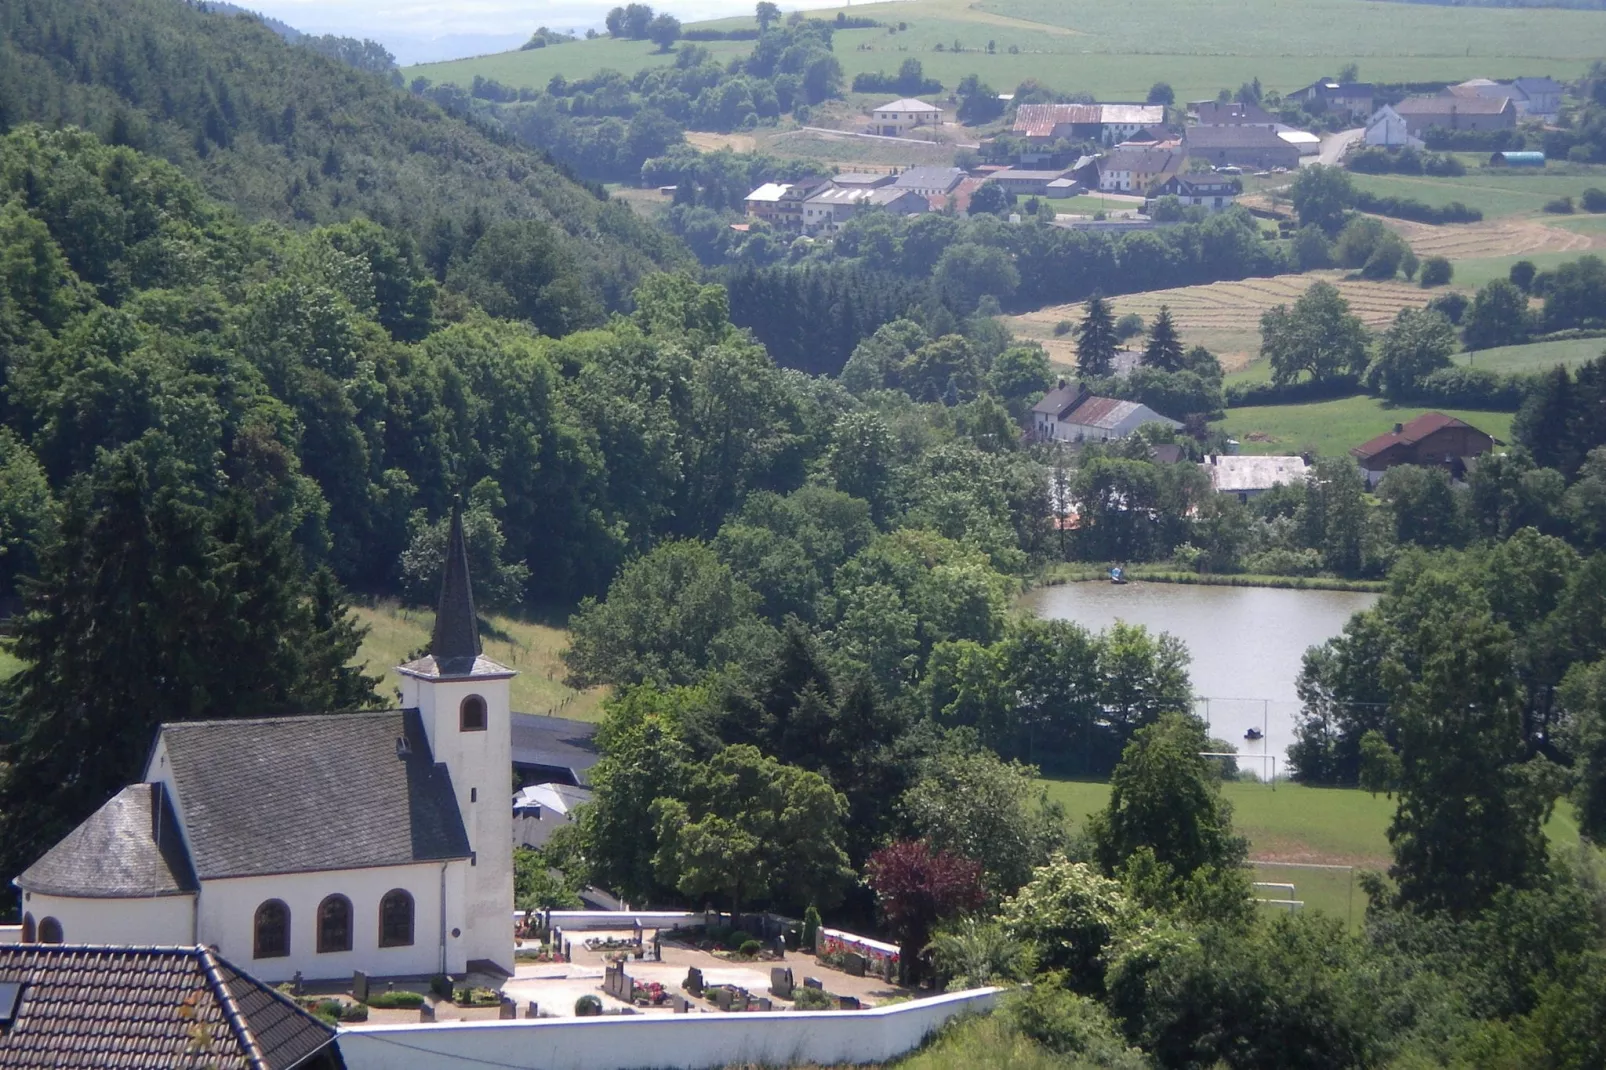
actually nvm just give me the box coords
[337,987,1001,1070]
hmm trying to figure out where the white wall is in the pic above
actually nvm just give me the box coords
[196,862,465,983]
[19,891,194,946]
[339,988,1001,1070]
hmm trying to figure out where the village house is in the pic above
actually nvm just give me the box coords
[1393,94,1517,136]
[891,166,966,197]
[1350,412,1498,486]
[1201,454,1310,503]
[1013,103,1167,146]
[1365,104,1425,150]
[1096,146,1181,194]
[1182,125,1302,171]
[774,176,832,232]
[1030,382,1182,443]
[1288,79,1375,120]
[801,185,928,234]
[0,944,342,1067]
[870,98,943,136]
[12,509,517,983]
[1510,76,1566,120]
[1190,101,1278,128]
[743,182,791,225]
[1144,173,1240,212]
[986,167,1078,197]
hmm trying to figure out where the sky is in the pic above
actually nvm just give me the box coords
[243,0,862,64]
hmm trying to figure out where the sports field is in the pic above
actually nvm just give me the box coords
[1215,396,1515,458]
[407,0,1605,102]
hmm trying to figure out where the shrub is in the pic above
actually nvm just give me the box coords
[429,974,451,999]
[1419,256,1454,287]
[1426,291,1469,324]
[1115,313,1145,341]
[1225,376,1362,408]
[739,939,764,957]
[1053,319,1074,336]
[366,990,426,1009]
[803,905,821,949]
[1544,196,1576,214]
[792,986,834,1010]
[339,1003,370,1022]
[1407,366,1534,410]
[1584,188,1606,213]
[575,994,604,1016]
[1352,190,1482,224]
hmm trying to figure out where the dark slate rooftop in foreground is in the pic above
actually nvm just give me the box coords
[158,709,471,879]
[510,713,599,787]
[0,945,337,1070]
[17,783,196,898]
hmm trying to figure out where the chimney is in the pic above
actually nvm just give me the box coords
[1056,378,1067,390]
[1393,423,1404,435]
[396,735,412,759]
[1209,454,1218,466]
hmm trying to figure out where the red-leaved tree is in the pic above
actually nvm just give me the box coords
[865,840,985,986]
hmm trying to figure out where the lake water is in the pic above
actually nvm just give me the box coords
[1022,582,1379,776]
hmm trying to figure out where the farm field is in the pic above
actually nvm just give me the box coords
[1007,271,1439,372]
[1455,336,1606,374]
[755,126,960,168]
[1353,168,1606,222]
[1215,395,1514,458]
[353,601,605,721]
[405,0,1605,102]
[1432,248,1596,289]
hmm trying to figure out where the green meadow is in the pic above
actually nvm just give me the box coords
[1215,396,1515,458]
[1352,170,1606,221]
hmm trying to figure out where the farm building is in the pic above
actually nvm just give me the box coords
[1183,126,1302,171]
[1013,103,1166,146]
[1096,146,1181,194]
[1365,105,1424,150]
[1201,454,1310,502]
[1510,76,1566,120]
[1190,101,1278,128]
[987,168,1076,196]
[1490,151,1546,167]
[870,98,943,136]
[1350,412,1498,486]
[892,166,966,196]
[1394,95,1517,136]
[1288,80,1375,120]
[743,182,791,225]
[801,186,928,234]
[1144,173,1241,212]
[1030,382,1182,443]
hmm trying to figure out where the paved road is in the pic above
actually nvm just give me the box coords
[1305,128,1364,168]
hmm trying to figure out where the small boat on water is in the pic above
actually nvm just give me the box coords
[1109,566,1127,585]
[1244,727,1264,741]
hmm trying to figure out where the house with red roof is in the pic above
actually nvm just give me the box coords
[1350,412,1498,486]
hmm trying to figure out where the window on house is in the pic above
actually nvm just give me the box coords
[37,918,63,945]
[317,895,352,953]
[379,890,415,948]
[254,900,290,958]
[20,915,34,944]
[460,694,487,732]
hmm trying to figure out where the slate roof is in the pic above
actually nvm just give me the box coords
[1192,101,1276,125]
[428,501,481,674]
[1396,94,1514,116]
[828,172,894,187]
[1512,76,1565,95]
[17,784,196,899]
[1030,384,1085,419]
[892,166,965,192]
[1184,125,1292,149]
[1100,146,1180,173]
[510,712,600,786]
[155,710,471,880]
[1350,412,1490,461]
[0,944,336,1069]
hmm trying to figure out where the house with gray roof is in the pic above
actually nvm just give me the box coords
[1201,454,1311,501]
[892,166,966,196]
[0,944,341,1069]
[13,505,518,983]
[1030,382,1182,443]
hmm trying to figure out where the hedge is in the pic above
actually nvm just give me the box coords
[1353,190,1482,224]
[1225,376,1363,408]
[1396,366,1537,411]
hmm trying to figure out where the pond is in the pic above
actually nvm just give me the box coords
[1022,581,1380,777]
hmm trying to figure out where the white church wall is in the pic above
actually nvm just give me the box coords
[19,890,194,946]
[196,861,467,983]
[338,988,1002,1070]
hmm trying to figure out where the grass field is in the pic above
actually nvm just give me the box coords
[756,126,960,168]
[1355,169,1606,223]
[353,601,606,721]
[1215,395,1515,457]
[406,0,1605,102]
[1455,336,1606,374]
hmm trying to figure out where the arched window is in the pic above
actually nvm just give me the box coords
[378,889,414,948]
[254,900,290,959]
[37,917,63,944]
[460,694,487,732]
[20,914,34,944]
[317,895,352,953]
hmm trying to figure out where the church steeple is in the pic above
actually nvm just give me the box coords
[430,498,481,668]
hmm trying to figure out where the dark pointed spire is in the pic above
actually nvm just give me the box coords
[431,497,481,666]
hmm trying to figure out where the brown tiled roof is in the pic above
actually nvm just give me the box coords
[1349,412,1480,460]
[0,945,336,1069]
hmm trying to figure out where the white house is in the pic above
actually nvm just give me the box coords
[870,99,943,136]
[13,508,517,983]
[1200,454,1310,502]
[1030,382,1182,443]
[1365,105,1424,150]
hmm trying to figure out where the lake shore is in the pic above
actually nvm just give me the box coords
[1035,564,1386,594]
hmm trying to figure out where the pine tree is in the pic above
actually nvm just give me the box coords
[1142,304,1185,372]
[1076,294,1118,378]
[0,449,381,894]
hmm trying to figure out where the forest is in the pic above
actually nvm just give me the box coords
[1,0,1606,1065]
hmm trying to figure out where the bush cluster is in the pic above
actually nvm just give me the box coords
[1353,190,1482,224]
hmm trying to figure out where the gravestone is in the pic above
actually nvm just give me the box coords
[351,971,369,1004]
[838,996,861,1011]
[526,1001,539,1019]
[499,996,517,1020]
[803,976,824,990]
[671,994,690,1013]
[419,1003,436,1023]
[842,951,867,978]
[769,967,793,999]
[685,966,704,996]
[771,936,786,960]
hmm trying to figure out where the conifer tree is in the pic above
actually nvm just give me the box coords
[1142,305,1186,372]
[1076,294,1119,378]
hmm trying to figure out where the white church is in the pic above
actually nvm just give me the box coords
[11,510,516,982]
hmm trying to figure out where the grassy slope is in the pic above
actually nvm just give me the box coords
[354,602,606,721]
[1353,170,1606,221]
[1454,336,1606,373]
[405,0,1605,101]
[1214,396,1515,457]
